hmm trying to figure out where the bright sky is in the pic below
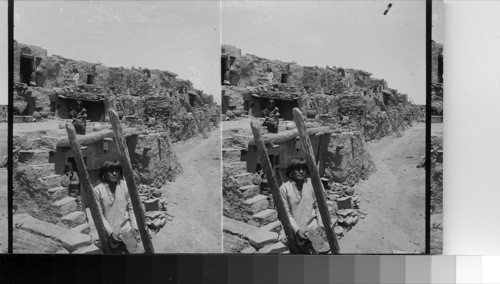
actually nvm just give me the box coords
[222,1,426,104]
[0,1,7,105]
[433,0,444,44]
[13,1,220,102]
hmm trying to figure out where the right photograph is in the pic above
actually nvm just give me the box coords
[221,1,427,254]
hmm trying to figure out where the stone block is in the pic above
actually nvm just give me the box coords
[73,244,101,254]
[257,242,287,254]
[61,211,87,228]
[144,198,160,212]
[223,148,243,162]
[334,226,344,235]
[54,197,77,216]
[17,214,91,252]
[260,220,282,233]
[56,249,70,254]
[71,223,90,235]
[336,196,352,210]
[244,195,269,214]
[39,174,62,188]
[223,216,258,238]
[252,209,277,226]
[47,186,68,202]
[224,162,247,176]
[58,231,92,252]
[233,173,254,187]
[13,229,63,254]
[336,209,354,218]
[240,246,256,254]
[246,229,278,249]
[239,185,260,199]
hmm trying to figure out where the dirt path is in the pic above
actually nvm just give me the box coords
[152,129,222,253]
[339,123,426,253]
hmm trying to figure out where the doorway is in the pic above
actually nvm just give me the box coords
[20,56,34,84]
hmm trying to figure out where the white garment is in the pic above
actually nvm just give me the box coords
[93,180,138,236]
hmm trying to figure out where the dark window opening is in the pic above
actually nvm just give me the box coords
[20,56,34,84]
[383,93,391,106]
[189,94,196,107]
[35,57,42,68]
[438,55,444,84]
[229,56,236,66]
[281,73,289,84]
[244,100,250,112]
[87,74,95,85]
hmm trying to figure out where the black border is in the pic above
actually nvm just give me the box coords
[7,0,13,254]
[425,0,432,254]
[1,0,436,280]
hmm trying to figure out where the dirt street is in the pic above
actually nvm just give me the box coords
[152,129,222,253]
[339,123,426,253]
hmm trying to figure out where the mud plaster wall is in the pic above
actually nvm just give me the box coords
[129,133,183,188]
[14,42,219,135]
[243,134,329,181]
[13,164,59,224]
[49,136,137,179]
[324,132,375,187]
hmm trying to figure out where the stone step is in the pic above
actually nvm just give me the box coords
[233,173,254,187]
[257,242,288,254]
[223,162,247,176]
[47,186,68,202]
[260,220,282,233]
[71,223,90,235]
[246,229,279,250]
[13,228,64,254]
[252,209,278,226]
[238,185,260,199]
[18,149,52,164]
[39,174,62,188]
[29,163,56,177]
[14,214,91,252]
[61,211,87,228]
[72,244,101,254]
[223,217,279,250]
[222,148,243,162]
[240,246,256,254]
[244,195,269,214]
[54,197,77,217]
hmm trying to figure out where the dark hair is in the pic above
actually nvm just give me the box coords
[285,157,309,179]
[255,162,263,172]
[98,160,123,181]
[63,162,73,174]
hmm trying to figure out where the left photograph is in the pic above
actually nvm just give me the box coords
[12,1,221,253]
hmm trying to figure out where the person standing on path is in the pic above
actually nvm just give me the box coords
[279,158,330,254]
[93,160,144,254]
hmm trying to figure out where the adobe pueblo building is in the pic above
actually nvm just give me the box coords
[12,41,220,254]
[221,45,425,254]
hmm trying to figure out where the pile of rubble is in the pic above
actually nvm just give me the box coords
[139,185,171,233]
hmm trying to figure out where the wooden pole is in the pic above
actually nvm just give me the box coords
[108,108,155,253]
[292,108,340,254]
[182,100,208,139]
[250,122,300,254]
[65,122,112,254]
[375,98,401,137]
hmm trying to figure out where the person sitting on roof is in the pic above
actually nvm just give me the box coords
[70,101,87,135]
[262,99,280,134]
